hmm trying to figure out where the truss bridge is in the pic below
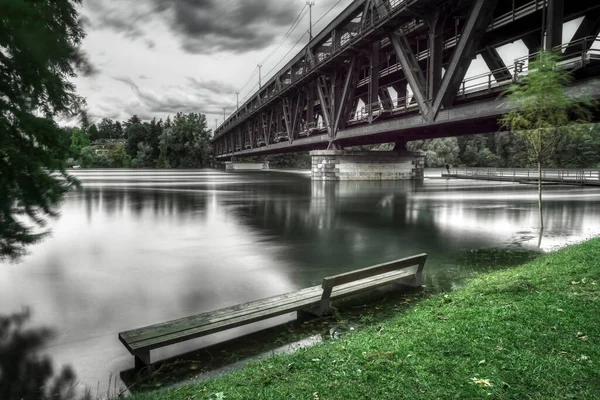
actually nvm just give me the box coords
[211,0,600,172]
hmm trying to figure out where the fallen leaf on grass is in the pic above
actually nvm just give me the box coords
[471,377,493,388]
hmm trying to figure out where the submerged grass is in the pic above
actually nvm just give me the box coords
[131,240,600,399]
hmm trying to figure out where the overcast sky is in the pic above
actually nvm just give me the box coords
[74,0,585,130]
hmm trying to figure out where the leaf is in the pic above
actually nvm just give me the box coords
[471,377,493,388]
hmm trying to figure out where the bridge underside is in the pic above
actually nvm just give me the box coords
[212,0,600,160]
[217,78,600,159]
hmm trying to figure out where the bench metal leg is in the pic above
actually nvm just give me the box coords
[297,307,321,321]
[134,350,150,370]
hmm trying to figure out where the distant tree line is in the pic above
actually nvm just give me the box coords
[408,124,600,169]
[62,113,213,168]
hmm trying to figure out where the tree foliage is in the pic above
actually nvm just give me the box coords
[499,51,593,234]
[0,0,84,260]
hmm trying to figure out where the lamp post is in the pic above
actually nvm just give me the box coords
[258,64,263,88]
[307,1,315,41]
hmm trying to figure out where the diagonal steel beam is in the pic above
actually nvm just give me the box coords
[389,31,429,117]
[564,8,600,56]
[282,98,292,138]
[431,0,499,119]
[333,57,358,138]
[291,91,305,143]
[481,46,512,82]
[316,75,333,137]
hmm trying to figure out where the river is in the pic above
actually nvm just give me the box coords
[2,169,600,394]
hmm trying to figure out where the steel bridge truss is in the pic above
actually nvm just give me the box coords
[213,0,599,158]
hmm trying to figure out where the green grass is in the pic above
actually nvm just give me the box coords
[131,240,600,399]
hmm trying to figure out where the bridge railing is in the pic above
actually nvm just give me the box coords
[457,37,599,98]
[449,167,600,182]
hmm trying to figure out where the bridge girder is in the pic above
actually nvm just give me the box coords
[212,0,600,159]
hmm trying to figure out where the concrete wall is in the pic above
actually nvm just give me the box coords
[225,161,270,171]
[310,150,425,181]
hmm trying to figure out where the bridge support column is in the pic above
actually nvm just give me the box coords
[310,150,425,181]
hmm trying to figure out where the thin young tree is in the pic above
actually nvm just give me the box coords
[499,51,593,243]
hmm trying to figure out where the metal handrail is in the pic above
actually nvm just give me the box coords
[447,167,600,182]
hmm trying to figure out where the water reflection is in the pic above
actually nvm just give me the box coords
[1,169,600,393]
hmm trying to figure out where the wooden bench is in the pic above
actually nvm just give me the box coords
[119,253,427,369]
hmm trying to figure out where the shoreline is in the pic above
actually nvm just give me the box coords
[126,238,600,399]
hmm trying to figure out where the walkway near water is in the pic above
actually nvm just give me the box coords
[444,167,600,186]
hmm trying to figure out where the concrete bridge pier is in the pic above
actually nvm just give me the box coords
[310,146,425,181]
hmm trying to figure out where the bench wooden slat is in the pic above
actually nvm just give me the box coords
[120,285,320,343]
[120,286,322,349]
[322,253,427,289]
[125,294,323,351]
[331,268,416,299]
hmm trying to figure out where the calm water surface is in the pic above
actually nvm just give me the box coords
[2,169,600,392]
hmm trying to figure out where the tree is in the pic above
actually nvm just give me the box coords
[0,0,85,260]
[108,144,131,168]
[125,121,149,157]
[97,118,115,139]
[409,138,460,167]
[87,123,99,142]
[69,127,90,159]
[166,113,211,168]
[131,142,154,168]
[114,121,124,138]
[499,51,593,242]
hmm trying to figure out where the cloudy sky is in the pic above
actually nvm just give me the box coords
[74,0,584,130]
[74,0,356,128]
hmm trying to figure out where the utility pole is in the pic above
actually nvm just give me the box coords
[307,1,315,41]
[258,64,263,88]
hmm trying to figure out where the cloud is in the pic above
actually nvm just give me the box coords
[74,47,101,77]
[157,0,301,53]
[82,1,150,39]
[112,76,236,120]
[81,0,308,54]
[186,77,237,95]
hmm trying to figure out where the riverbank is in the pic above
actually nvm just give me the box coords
[130,238,600,399]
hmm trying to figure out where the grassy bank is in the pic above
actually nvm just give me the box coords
[131,240,600,399]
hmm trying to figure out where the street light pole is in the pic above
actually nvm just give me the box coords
[258,64,263,88]
[223,108,226,122]
[236,92,239,109]
[307,1,315,41]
